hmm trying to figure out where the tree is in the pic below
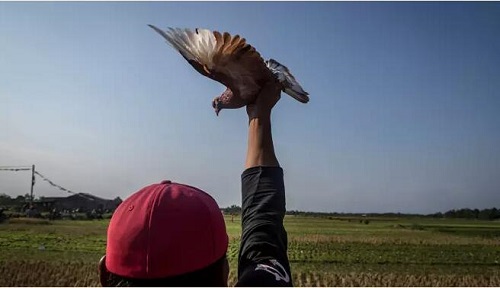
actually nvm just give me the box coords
[24,193,33,203]
[15,195,26,203]
[223,205,242,214]
[473,209,480,219]
[488,208,499,220]
[0,194,13,206]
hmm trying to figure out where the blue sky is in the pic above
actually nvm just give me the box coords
[1,2,499,213]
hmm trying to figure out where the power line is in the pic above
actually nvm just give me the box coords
[0,165,32,169]
[0,168,31,171]
[1,165,35,204]
[1,165,96,201]
[34,171,95,201]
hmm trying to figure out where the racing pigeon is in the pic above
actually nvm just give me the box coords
[148,25,310,115]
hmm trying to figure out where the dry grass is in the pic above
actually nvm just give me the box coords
[1,216,499,286]
[6,218,52,225]
[289,231,500,245]
[1,261,499,287]
[292,271,500,287]
[0,260,98,286]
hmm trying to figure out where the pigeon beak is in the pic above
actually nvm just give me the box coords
[212,98,221,116]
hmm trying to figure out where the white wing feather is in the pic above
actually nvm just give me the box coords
[148,25,217,69]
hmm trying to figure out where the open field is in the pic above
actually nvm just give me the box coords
[1,216,499,286]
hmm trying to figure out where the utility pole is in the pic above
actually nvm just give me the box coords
[30,164,35,206]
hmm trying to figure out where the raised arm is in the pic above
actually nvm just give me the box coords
[236,81,292,287]
[245,81,281,169]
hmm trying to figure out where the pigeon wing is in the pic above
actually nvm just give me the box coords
[210,31,273,99]
[148,25,216,79]
[149,26,272,100]
[266,58,310,103]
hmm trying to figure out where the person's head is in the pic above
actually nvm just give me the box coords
[99,180,229,287]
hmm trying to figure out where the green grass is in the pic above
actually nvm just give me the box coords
[0,216,499,286]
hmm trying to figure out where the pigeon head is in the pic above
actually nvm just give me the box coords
[212,88,247,116]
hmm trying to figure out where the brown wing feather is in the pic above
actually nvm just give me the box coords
[213,31,224,52]
[223,32,231,48]
[209,31,273,100]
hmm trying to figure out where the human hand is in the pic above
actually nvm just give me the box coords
[246,81,282,120]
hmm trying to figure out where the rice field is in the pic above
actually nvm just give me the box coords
[0,216,499,286]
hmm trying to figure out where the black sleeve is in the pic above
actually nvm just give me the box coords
[236,166,292,287]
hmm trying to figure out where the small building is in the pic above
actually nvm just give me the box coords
[36,193,122,213]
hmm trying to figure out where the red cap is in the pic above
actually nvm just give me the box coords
[106,180,228,279]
